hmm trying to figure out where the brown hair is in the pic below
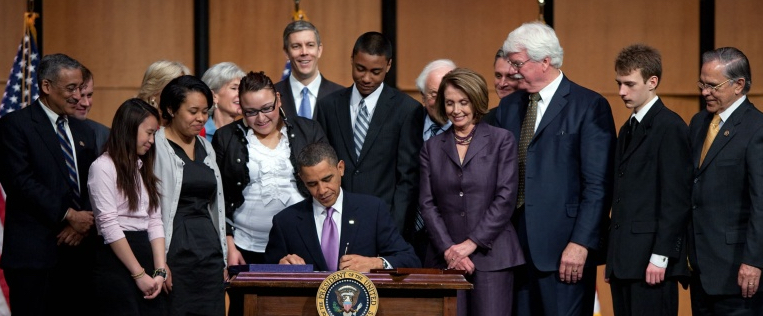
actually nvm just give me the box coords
[433,68,489,125]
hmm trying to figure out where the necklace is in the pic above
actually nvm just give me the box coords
[454,125,476,145]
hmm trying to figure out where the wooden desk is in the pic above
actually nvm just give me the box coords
[228,271,473,316]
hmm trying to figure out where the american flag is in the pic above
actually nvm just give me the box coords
[280,58,291,81]
[0,18,40,316]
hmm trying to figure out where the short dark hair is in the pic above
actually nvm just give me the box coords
[283,20,321,50]
[434,68,489,125]
[159,75,214,121]
[105,98,161,213]
[297,142,338,171]
[80,65,93,85]
[38,53,82,88]
[494,48,506,65]
[352,32,393,61]
[615,44,662,87]
[702,47,752,94]
[239,71,275,98]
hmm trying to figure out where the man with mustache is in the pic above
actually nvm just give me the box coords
[493,22,616,316]
[316,31,424,237]
[0,53,98,315]
[688,47,763,315]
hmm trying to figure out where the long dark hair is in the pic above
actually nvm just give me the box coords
[105,98,161,212]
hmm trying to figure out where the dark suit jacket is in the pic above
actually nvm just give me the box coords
[0,100,98,269]
[84,118,110,153]
[688,99,763,295]
[275,75,344,119]
[494,75,616,272]
[420,122,525,271]
[605,99,692,280]
[264,191,421,271]
[316,85,424,233]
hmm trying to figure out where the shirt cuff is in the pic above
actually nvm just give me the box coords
[649,254,668,268]
[379,257,393,269]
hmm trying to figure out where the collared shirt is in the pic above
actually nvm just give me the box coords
[423,114,451,141]
[313,189,344,245]
[350,83,384,128]
[534,70,564,131]
[630,95,659,123]
[718,95,747,128]
[289,72,323,116]
[88,153,164,244]
[40,99,80,188]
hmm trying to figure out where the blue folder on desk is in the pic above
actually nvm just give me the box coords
[228,264,314,275]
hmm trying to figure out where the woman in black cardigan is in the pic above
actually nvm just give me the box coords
[212,71,326,266]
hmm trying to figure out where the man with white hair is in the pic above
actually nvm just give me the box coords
[412,59,456,264]
[493,22,616,316]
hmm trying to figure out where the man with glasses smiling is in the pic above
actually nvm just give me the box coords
[493,22,616,316]
[688,47,763,315]
[0,53,98,315]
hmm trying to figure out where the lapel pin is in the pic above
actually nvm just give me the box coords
[348,220,355,225]
[724,130,729,136]
[78,141,84,146]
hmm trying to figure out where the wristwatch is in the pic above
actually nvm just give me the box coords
[153,268,167,278]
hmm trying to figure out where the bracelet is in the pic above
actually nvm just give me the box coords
[131,268,146,280]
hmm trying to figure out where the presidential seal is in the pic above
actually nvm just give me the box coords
[316,270,379,316]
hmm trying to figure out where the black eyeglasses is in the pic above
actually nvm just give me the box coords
[242,98,277,117]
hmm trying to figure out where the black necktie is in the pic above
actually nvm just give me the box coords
[624,117,638,150]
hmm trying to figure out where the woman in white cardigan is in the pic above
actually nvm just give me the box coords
[154,75,227,316]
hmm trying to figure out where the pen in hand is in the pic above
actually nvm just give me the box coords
[344,242,349,255]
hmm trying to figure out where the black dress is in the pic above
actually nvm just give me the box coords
[166,140,225,316]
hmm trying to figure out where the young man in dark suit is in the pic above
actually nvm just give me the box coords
[605,44,692,316]
[265,142,420,271]
[493,22,617,316]
[275,20,343,119]
[316,32,424,237]
[0,53,98,316]
[688,47,763,315]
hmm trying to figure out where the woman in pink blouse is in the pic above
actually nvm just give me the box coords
[88,98,166,315]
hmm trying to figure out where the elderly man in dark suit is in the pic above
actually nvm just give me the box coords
[605,44,692,316]
[493,22,616,316]
[275,20,343,119]
[688,47,763,315]
[0,54,98,316]
[265,142,420,271]
[316,31,423,236]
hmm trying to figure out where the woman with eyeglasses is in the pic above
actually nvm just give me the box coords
[212,71,326,267]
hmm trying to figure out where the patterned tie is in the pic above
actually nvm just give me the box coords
[298,87,311,118]
[425,123,441,141]
[56,116,81,209]
[517,93,540,208]
[699,114,721,166]
[354,100,370,159]
[321,207,339,271]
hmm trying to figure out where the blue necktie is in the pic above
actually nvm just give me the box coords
[56,116,81,209]
[298,87,311,118]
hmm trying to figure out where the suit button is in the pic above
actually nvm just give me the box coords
[459,192,464,197]
[458,172,462,177]
[619,172,624,177]
[354,170,360,175]
[460,212,465,216]
[692,205,697,210]
[237,182,242,186]
[614,223,620,229]
[694,178,699,183]
[236,158,241,163]
[615,198,620,204]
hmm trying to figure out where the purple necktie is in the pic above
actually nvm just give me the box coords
[321,207,339,271]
